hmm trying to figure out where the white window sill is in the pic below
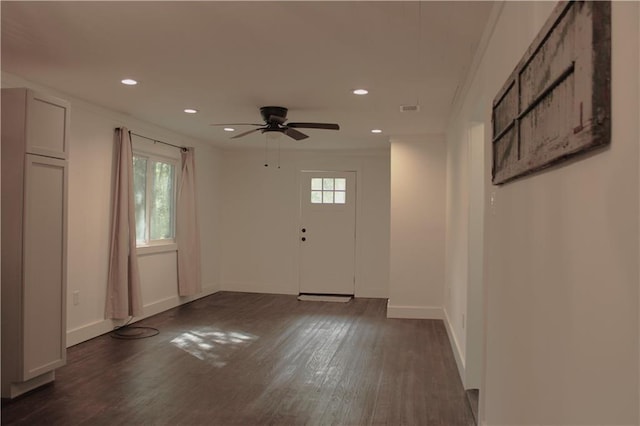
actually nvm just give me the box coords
[136,243,178,256]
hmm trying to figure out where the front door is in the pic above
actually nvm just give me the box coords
[298,171,356,295]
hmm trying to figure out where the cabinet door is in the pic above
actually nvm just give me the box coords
[26,91,70,160]
[22,154,67,380]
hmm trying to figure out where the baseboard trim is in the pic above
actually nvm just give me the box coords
[443,308,466,386]
[66,285,219,347]
[2,371,55,399]
[386,302,444,319]
[66,319,116,347]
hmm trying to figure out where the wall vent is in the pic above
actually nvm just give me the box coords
[400,104,420,112]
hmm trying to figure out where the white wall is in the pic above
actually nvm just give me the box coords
[448,2,640,424]
[388,135,446,318]
[220,147,390,298]
[2,72,223,346]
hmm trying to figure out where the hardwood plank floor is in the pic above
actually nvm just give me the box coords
[2,292,474,425]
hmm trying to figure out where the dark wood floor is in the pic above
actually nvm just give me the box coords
[2,292,474,425]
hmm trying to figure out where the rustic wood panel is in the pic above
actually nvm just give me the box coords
[493,81,517,135]
[492,1,611,185]
[1,292,474,425]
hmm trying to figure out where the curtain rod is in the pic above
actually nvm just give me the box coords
[117,128,187,152]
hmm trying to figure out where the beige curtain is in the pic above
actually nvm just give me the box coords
[105,128,143,319]
[177,148,202,296]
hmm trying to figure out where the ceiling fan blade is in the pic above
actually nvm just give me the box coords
[287,122,340,130]
[210,123,262,127]
[284,128,309,141]
[231,128,263,139]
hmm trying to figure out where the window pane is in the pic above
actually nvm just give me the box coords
[335,178,346,191]
[133,156,147,243]
[323,191,334,204]
[150,161,175,240]
[323,178,334,190]
[311,191,322,203]
[311,178,323,190]
[334,191,346,204]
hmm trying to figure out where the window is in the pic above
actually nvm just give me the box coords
[133,153,177,245]
[311,177,346,204]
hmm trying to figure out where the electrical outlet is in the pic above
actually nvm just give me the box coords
[73,291,80,306]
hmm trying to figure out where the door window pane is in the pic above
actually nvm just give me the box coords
[311,178,323,190]
[334,191,346,204]
[335,178,346,191]
[311,191,323,204]
[323,178,334,190]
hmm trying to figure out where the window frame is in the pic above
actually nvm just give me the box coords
[132,149,179,251]
[310,177,347,205]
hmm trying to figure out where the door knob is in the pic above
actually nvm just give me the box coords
[301,237,306,241]
[301,228,306,233]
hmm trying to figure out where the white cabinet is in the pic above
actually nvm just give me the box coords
[26,92,69,159]
[1,88,69,398]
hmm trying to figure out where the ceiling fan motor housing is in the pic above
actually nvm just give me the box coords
[260,106,288,123]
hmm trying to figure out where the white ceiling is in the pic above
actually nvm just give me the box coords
[1,1,493,150]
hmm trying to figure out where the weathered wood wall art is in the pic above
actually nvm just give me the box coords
[491,1,611,185]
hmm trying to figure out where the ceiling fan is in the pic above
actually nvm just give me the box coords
[211,106,340,141]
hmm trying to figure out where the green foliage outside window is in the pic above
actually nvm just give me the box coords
[133,154,176,245]
[150,161,174,240]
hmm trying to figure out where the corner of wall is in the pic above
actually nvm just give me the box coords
[443,308,467,386]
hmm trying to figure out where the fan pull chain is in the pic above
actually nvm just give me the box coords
[277,140,281,169]
[264,136,269,167]
[416,1,422,107]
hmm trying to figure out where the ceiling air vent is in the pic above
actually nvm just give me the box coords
[400,104,420,112]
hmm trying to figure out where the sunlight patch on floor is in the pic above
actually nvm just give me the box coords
[170,327,258,367]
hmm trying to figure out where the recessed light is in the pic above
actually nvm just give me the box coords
[184,108,198,114]
[352,89,369,95]
[121,78,138,86]
[223,127,235,132]
[371,129,382,134]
